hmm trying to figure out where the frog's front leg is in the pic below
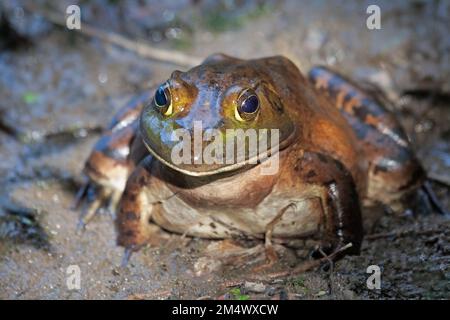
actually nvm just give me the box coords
[115,156,167,265]
[291,152,364,259]
[253,204,295,272]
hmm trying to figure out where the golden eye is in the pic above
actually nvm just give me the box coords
[235,89,259,122]
[154,83,173,116]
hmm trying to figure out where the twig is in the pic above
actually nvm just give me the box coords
[196,295,213,300]
[23,5,202,68]
[221,280,244,288]
[127,290,172,300]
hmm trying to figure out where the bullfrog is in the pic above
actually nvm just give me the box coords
[74,54,429,268]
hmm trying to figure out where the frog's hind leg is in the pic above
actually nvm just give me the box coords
[308,66,426,211]
[74,182,122,232]
[74,124,138,231]
[421,181,449,216]
[74,92,151,230]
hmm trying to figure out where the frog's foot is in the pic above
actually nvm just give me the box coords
[195,204,298,275]
[385,180,449,217]
[120,223,171,268]
[250,245,279,273]
[194,240,288,276]
[254,242,355,281]
[73,179,121,233]
[249,204,293,272]
[194,240,265,276]
[422,180,449,216]
[252,203,303,272]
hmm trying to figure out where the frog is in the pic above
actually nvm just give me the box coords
[74,54,431,268]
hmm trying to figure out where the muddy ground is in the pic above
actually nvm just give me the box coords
[0,0,449,299]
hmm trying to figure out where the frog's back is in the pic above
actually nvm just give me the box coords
[308,66,425,206]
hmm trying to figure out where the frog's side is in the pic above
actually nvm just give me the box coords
[76,54,425,264]
[308,67,424,208]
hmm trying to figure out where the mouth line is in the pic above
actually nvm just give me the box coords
[142,140,251,177]
[140,124,296,177]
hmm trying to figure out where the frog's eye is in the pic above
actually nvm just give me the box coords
[154,83,173,116]
[235,89,259,122]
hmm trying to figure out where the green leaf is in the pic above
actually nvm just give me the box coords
[229,287,249,300]
[292,276,305,287]
[238,294,250,300]
[229,288,240,296]
[23,91,39,104]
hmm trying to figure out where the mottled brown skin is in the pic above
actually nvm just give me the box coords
[77,54,425,265]
[308,67,425,207]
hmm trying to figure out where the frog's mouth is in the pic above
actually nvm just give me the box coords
[141,128,296,177]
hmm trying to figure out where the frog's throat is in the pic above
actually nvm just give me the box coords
[142,128,296,177]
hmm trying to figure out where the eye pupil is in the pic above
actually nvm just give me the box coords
[240,95,259,114]
[154,86,168,107]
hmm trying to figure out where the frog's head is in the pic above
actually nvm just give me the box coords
[140,54,296,177]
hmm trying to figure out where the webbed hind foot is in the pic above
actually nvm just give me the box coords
[422,180,449,216]
[72,179,121,233]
